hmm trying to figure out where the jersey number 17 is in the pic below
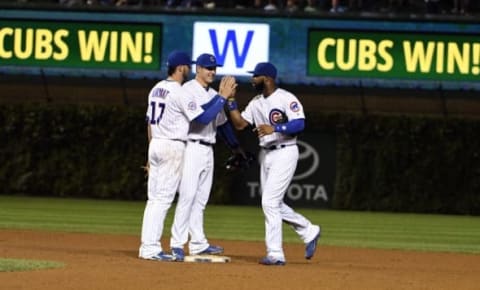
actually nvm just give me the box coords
[149,101,166,124]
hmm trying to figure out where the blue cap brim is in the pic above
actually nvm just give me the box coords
[201,65,223,68]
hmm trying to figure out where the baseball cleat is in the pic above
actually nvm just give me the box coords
[197,245,224,255]
[305,227,321,260]
[141,251,176,262]
[259,256,286,266]
[171,247,185,262]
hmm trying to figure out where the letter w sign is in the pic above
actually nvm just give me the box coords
[193,22,270,76]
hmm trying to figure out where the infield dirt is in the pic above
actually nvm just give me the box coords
[1,230,479,290]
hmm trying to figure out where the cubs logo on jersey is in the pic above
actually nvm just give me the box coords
[290,101,300,112]
[188,101,198,111]
[269,109,288,125]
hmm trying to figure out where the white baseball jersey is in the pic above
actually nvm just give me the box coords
[183,79,228,143]
[146,79,204,140]
[241,88,305,147]
[240,87,319,262]
[170,78,227,254]
[139,79,204,259]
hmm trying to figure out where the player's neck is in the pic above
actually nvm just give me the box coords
[168,73,184,84]
[195,77,209,90]
[263,86,277,97]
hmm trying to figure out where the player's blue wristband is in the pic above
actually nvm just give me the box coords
[226,99,238,111]
[274,119,305,135]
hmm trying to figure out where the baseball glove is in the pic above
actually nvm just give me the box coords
[225,151,256,171]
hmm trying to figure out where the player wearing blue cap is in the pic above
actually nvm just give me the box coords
[138,51,237,261]
[169,53,243,261]
[226,62,321,266]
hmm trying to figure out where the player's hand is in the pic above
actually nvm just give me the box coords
[253,124,275,137]
[219,76,237,99]
[141,161,150,178]
[230,87,237,98]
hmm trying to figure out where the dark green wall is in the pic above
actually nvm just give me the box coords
[1,104,479,214]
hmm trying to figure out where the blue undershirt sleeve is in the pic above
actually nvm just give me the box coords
[273,118,305,135]
[194,95,226,125]
[217,121,240,150]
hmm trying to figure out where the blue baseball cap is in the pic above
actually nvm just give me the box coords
[248,62,277,79]
[166,50,195,68]
[195,53,223,68]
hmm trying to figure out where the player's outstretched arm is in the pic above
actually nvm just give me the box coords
[194,95,225,124]
[225,98,249,130]
[194,76,237,125]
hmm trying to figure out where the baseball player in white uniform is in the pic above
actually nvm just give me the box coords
[170,53,242,261]
[138,50,237,261]
[226,62,321,266]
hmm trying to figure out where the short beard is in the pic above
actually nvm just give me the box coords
[253,81,265,94]
[182,68,190,80]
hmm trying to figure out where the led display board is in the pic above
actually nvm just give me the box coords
[1,8,479,90]
[0,19,161,70]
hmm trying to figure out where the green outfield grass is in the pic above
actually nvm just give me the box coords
[0,258,64,272]
[1,195,479,254]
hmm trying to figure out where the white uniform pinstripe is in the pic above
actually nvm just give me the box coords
[139,79,204,259]
[241,88,320,261]
[170,79,227,254]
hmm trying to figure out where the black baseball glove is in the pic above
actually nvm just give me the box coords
[225,151,256,171]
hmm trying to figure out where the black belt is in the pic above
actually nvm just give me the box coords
[262,144,296,151]
[189,139,214,147]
